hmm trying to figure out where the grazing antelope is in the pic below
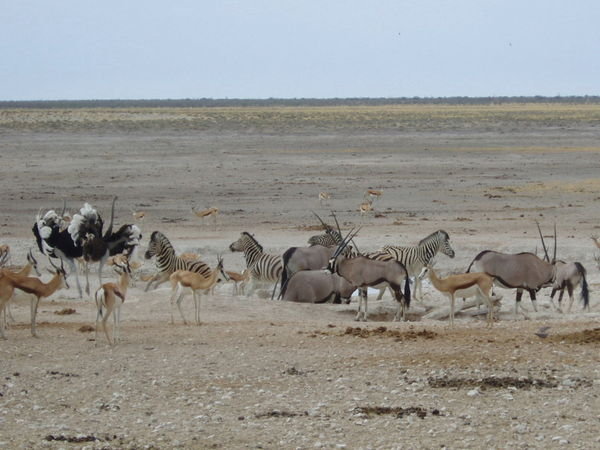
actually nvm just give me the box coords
[424,265,496,327]
[168,256,230,325]
[318,191,332,206]
[467,222,557,316]
[0,258,68,338]
[281,270,356,304]
[94,254,131,346]
[591,235,600,249]
[327,229,411,321]
[192,207,219,227]
[549,261,589,313]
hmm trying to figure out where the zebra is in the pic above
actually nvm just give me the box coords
[144,231,211,291]
[307,228,342,247]
[229,232,282,296]
[374,230,455,301]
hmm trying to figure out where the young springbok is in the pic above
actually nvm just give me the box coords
[168,256,230,325]
[94,254,131,346]
[318,191,332,206]
[425,265,496,327]
[0,258,68,338]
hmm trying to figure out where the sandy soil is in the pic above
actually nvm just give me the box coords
[0,105,599,449]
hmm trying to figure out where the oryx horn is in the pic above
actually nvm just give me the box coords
[535,221,550,262]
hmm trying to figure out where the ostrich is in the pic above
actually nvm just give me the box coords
[68,197,142,295]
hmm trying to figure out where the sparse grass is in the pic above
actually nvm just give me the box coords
[2,103,600,133]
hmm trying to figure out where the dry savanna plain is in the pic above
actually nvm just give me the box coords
[0,103,599,449]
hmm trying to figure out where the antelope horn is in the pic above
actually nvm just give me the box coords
[331,211,342,235]
[311,211,330,230]
[36,207,43,222]
[332,227,356,260]
[60,198,67,217]
[553,223,557,263]
[535,221,550,262]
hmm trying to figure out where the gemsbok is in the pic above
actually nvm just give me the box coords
[327,229,411,321]
[466,222,558,316]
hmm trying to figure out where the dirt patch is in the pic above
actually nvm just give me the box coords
[54,308,76,315]
[549,328,600,344]
[342,326,438,340]
[352,406,440,419]
[427,376,564,390]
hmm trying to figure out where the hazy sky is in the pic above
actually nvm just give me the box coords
[2,1,599,100]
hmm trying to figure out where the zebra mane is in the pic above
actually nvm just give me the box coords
[419,230,449,246]
[241,231,263,253]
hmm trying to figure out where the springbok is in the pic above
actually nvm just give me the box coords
[364,189,383,203]
[359,200,373,217]
[591,235,600,249]
[281,270,356,304]
[192,207,219,227]
[327,229,411,321]
[225,269,250,295]
[168,256,230,325]
[466,222,557,316]
[549,261,589,313]
[424,265,496,327]
[94,254,131,346]
[0,258,69,338]
[1,250,41,328]
[318,191,332,206]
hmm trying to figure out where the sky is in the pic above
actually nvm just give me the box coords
[1,0,600,100]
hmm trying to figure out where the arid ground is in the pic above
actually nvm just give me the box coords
[0,103,599,449]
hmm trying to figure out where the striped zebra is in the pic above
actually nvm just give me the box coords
[307,228,342,247]
[144,231,211,291]
[229,232,282,296]
[374,230,455,301]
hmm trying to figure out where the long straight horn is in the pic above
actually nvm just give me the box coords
[332,227,356,260]
[331,211,342,235]
[535,221,550,262]
[553,223,557,263]
[60,198,67,217]
[104,196,118,238]
[311,211,329,230]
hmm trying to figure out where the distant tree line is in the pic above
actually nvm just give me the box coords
[1,96,600,109]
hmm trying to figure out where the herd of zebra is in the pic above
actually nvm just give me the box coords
[0,200,592,342]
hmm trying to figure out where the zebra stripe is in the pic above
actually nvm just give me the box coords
[145,231,211,278]
[382,230,455,275]
[229,232,282,282]
[307,229,343,247]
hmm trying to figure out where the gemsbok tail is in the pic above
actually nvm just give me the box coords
[575,262,589,309]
